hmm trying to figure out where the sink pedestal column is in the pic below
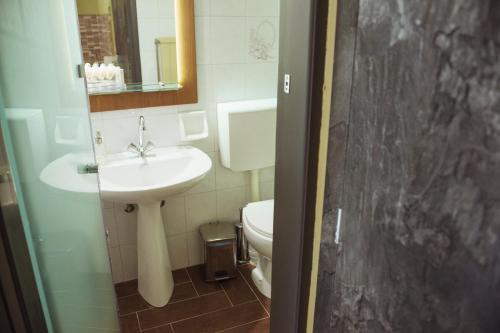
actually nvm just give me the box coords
[137,201,174,307]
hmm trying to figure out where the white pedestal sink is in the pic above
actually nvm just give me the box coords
[40,146,211,307]
[98,146,211,307]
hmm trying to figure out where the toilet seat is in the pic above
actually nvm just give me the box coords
[243,200,274,238]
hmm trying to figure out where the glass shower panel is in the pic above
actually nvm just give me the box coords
[0,0,119,332]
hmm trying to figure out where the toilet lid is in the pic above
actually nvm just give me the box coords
[243,200,274,237]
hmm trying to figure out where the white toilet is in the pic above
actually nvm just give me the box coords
[242,199,274,298]
[217,98,277,298]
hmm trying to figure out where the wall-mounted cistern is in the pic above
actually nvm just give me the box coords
[128,115,155,157]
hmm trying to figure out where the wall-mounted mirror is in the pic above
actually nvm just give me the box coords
[77,0,179,94]
[79,0,198,112]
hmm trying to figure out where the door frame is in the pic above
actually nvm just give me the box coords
[271,0,331,331]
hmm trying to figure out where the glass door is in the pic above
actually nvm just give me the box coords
[0,0,119,332]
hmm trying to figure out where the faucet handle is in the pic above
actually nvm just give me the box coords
[144,141,155,152]
[128,143,139,152]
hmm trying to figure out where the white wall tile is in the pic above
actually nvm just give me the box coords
[244,62,279,99]
[260,181,275,200]
[162,195,186,236]
[212,64,246,102]
[215,154,248,189]
[102,208,118,247]
[166,234,189,270]
[246,0,280,17]
[114,203,137,245]
[186,191,217,231]
[140,50,158,84]
[158,0,175,19]
[140,112,181,148]
[212,109,220,152]
[194,0,210,17]
[158,18,176,36]
[246,17,279,63]
[95,116,138,153]
[195,18,211,64]
[260,166,275,182]
[97,111,181,154]
[197,65,214,105]
[176,66,213,112]
[136,0,159,19]
[210,17,246,64]
[187,231,204,266]
[120,244,138,281]
[210,0,245,16]
[216,186,248,222]
[138,19,162,52]
[108,246,124,283]
[137,12,175,82]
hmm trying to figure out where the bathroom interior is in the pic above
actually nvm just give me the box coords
[3,0,498,332]
[0,0,280,332]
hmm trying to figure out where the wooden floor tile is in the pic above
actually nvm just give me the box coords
[119,313,140,333]
[170,282,198,303]
[115,279,138,298]
[138,291,230,330]
[142,324,174,332]
[187,265,222,295]
[171,301,268,333]
[118,293,151,315]
[220,274,257,305]
[115,265,270,333]
[173,269,190,284]
[238,265,271,314]
[220,318,270,333]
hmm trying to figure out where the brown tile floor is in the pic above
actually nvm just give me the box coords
[115,264,270,333]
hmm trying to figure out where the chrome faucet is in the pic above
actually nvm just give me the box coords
[128,116,155,157]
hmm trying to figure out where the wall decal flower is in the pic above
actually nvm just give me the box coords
[249,20,276,61]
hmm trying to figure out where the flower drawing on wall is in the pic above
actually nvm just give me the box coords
[249,20,276,61]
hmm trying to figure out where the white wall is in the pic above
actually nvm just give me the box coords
[136,0,176,84]
[91,0,280,283]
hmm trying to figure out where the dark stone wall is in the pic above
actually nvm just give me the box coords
[315,1,500,332]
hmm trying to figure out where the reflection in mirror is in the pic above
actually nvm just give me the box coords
[76,0,179,95]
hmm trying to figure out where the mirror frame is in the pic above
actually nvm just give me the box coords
[88,0,197,112]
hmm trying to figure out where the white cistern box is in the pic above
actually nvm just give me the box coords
[217,99,277,172]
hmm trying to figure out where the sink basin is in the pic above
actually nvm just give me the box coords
[40,152,99,194]
[99,146,212,203]
[99,146,211,307]
[41,146,212,307]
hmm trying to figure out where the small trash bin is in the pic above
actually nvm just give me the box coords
[200,222,237,282]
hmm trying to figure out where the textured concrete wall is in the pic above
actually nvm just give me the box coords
[315,1,500,332]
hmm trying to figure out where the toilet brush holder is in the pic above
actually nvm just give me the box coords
[236,208,250,264]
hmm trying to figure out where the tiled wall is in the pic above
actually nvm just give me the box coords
[91,0,280,283]
[136,0,176,84]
